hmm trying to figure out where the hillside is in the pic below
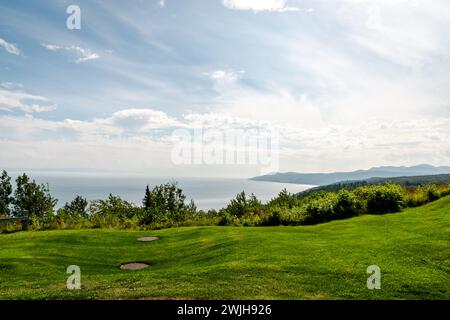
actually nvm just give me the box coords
[251,164,450,185]
[1,196,449,300]
[296,173,450,198]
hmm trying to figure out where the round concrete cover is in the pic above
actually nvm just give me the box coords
[120,263,149,270]
[137,236,160,242]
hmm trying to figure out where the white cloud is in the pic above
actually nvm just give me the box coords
[41,43,100,63]
[205,69,244,87]
[222,0,299,12]
[40,43,63,51]
[2,109,450,175]
[70,46,101,63]
[0,87,56,113]
[208,87,324,129]
[103,108,183,131]
[183,111,267,130]
[159,0,166,8]
[0,38,21,55]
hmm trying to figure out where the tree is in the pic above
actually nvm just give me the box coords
[89,194,136,220]
[64,195,88,218]
[143,185,152,209]
[0,170,13,216]
[13,173,57,218]
[164,182,186,220]
[141,185,157,225]
[269,188,296,209]
[226,191,248,217]
[140,182,193,225]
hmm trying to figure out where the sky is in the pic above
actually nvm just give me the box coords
[1,0,450,177]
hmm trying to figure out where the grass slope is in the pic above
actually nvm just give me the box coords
[1,197,449,300]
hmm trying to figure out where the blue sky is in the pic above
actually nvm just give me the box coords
[1,0,450,177]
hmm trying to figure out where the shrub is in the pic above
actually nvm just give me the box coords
[218,211,234,226]
[89,194,141,229]
[333,190,361,219]
[268,189,298,209]
[365,184,404,214]
[404,189,428,207]
[226,192,262,217]
[226,192,248,217]
[64,195,88,218]
[141,183,195,224]
[440,184,450,197]
[241,214,261,226]
[422,184,440,202]
[301,193,336,224]
[261,210,282,226]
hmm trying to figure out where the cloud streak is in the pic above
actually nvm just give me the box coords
[0,86,56,113]
[222,0,299,12]
[41,43,100,63]
[0,38,21,55]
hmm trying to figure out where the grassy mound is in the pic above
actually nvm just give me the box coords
[1,197,449,300]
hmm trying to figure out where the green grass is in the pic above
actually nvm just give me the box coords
[1,197,449,300]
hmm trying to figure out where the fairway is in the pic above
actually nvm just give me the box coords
[1,197,449,300]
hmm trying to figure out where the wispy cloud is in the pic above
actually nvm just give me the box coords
[103,108,183,132]
[0,38,21,55]
[204,69,244,88]
[0,85,56,113]
[0,82,24,90]
[222,0,299,12]
[41,43,100,63]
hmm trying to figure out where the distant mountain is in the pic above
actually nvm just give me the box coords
[250,164,450,185]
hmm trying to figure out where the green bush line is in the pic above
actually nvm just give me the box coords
[1,169,450,233]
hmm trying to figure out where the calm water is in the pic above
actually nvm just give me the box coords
[16,174,313,211]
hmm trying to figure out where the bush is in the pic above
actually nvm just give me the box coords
[422,184,440,202]
[301,193,336,224]
[404,190,428,207]
[333,190,361,219]
[225,192,262,217]
[89,194,141,229]
[218,211,234,226]
[141,183,195,224]
[261,210,282,226]
[226,192,248,217]
[64,195,88,218]
[440,184,450,197]
[365,184,404,214]
[268,189,298,209]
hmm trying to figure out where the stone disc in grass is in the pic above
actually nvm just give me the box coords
[120,262,149,270]
[137,236,160,242]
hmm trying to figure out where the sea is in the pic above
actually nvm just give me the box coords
[9,173,313,211]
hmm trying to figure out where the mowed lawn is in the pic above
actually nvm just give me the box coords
[1,197,449,300]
